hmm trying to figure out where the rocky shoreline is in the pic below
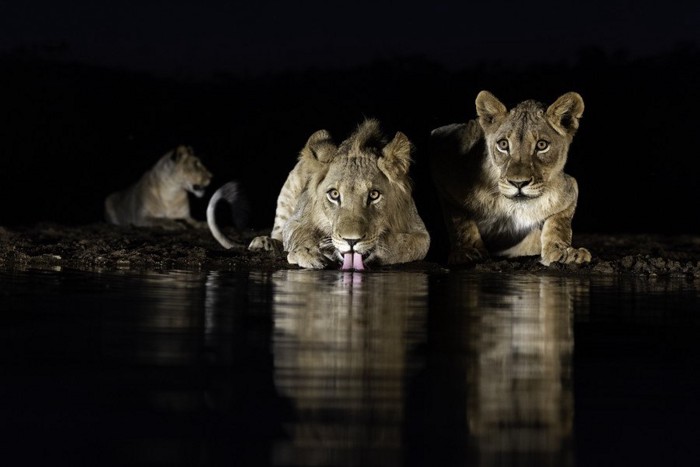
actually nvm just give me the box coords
[1,223,699,278]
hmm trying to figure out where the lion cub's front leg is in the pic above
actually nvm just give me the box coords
[249,235,284,255]
[142,216,189,230]
[447,214,489,265]
[180,217,208,229]
[285,235,328,269]
[376,231,431,265]
[540,207,591,266]
[287,246,327,269]
[283,217,330,269]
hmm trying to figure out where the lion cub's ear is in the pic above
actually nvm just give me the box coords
[300,129,337,164]
[171,145,190,162]
[475,90,508,133]
[379,131,412,182]
[546,92,585,136]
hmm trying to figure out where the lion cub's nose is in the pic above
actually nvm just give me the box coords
[508,178,533,189]
[343,237,362,250]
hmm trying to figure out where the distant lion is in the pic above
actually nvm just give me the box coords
[104,145,212,229]
[242,119,430,270]
[429,91,591,266]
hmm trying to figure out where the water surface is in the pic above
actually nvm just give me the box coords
[1,268,698,466]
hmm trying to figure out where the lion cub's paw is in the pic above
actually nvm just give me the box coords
[448,247,488,265]
[151,218,189,230]
[248,236,283,254]
[541,244,591,266]
[287,247,327,269]
[186,220,209,229]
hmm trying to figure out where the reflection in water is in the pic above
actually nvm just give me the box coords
[14,267,684,465]
[464,275,578,466]
[261,270,586,466]
[271,270,429,467]
[95,270,273,465]
[101,270,209,366]
[420,273,585,466]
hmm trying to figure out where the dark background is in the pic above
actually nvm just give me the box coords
[1,1,699,237]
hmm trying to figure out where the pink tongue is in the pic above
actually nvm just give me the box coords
[341,252,365,271]
[341,252,354,271]
[352,252,365,271]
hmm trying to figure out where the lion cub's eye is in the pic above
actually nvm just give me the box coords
[327,189,341,203]
[368,189,382,203]
[496,139,509,153]
[536,140,550,152]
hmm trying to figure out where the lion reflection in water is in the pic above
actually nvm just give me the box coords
[458,275,584,464]
[270,271,586,466]
[270,270,428,467]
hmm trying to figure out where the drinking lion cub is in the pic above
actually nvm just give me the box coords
[105,145,212,229]
[244,120,430,270]
[429,91,591,266]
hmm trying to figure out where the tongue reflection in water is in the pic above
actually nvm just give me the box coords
[341,252,365,271]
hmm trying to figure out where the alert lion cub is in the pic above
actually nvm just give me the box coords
[430,91,591,266]
[105,145,212,229]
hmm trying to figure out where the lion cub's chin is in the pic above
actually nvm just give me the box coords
[190,187,206,198]
[340,252,366,271]
[504,193,540,201]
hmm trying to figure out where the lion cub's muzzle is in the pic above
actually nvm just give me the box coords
[190,185,206,198]
[332,217,376,271]
[500,177,540,200]
[189,177,212,198]
[333,236,372,272]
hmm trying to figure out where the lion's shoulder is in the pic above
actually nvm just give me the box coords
[430,119,483,154]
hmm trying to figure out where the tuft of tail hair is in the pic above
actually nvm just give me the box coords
[207,181,250,249]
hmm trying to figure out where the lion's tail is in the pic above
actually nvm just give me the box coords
[207,181,250,249]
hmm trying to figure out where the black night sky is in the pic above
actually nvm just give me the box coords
[3,1,697,76]
[2,1,699,235]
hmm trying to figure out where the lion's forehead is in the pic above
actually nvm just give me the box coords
[501,110,547,137]
[322,157,384,188]
[335,153,381,169]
